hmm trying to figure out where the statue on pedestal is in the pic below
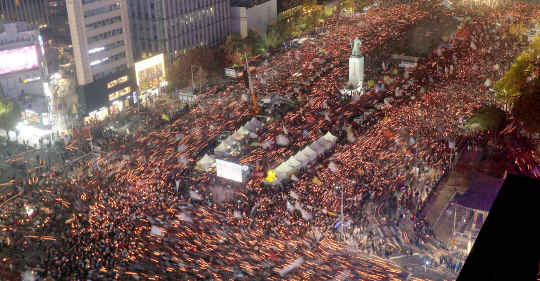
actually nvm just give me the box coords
[350,36,362,57]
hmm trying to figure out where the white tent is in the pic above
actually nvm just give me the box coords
[231,131,248,142]
[214,142,230,153]
[309,142,325,155]
[249,117,264,128]
[284,157,302,168]
[237,126,251,135]
[293,152,310,163]
[323,132,338,143]
[316,137,331,149]
[274,162,295,180]
[224,136,238,146]
[197,154,215,166]
[301,146,318,161]
[438,0,452,6]
[243,122,258,133]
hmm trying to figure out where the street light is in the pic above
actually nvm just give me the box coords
[191,65,202,96]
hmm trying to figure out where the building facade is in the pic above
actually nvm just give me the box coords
[0,0,49,26]
[0,21,45,99]
[128,0,231,63]
[230,0,277,37]
[66,0,136,119]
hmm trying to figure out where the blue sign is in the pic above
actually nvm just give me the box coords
[334,220,342,228]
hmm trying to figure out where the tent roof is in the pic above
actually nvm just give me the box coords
[274,162,294,173]
[293,152,310,162]
[237,126,251,135]
[249,117,264,127]
[438,0,452,5]
[231,131,248,141]
[316,137,331,147]
[284,157,302,168]
[301,146,318,156]
[309,141,324,152]
[214,142,230,152]
[323,132,338,142]
[456,170,504,212]
[224,136,238,146]
[197,154,215,165]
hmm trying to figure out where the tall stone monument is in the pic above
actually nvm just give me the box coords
[348,36,364,90]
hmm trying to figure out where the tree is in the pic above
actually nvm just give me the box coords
[166,48,221,90]
[512,63,540,133]
[0,100,21,141]
[218,35,244,68]
[494,36,540,104]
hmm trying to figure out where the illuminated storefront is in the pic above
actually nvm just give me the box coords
[135,53,166,105]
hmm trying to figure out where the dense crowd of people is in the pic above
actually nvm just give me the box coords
[1,0,540,280]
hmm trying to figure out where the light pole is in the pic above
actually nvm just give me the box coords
[191,65,202,96]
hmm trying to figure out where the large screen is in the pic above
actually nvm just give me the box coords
[0,46,39,75]
[216,159,243,182]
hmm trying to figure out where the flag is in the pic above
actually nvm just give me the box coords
[312,176,323,186]
[161,114,170,121]
[410,136,415,144]
[385,128,392,139]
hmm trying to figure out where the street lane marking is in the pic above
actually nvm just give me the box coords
[392,237,399,246]
[405,272,413,280]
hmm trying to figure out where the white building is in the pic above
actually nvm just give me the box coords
[0,21,45,99]
[66,0,137,118]
[128,0,231,63]
[230,0,277,37]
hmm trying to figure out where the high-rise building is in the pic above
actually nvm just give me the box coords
[66,0,137,120]
[128,0,231,63]
[0,0,49,26]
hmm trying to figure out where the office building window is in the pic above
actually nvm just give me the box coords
[83,3,121,18]
[85,16,122,31]
[87,28,123,44]
[88,40,125,56]
[90,52,126,69]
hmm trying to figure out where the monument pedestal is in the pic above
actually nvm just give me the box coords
[341,56,365,95]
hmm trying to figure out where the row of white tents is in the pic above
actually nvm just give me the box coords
[214,117,265,156]
[272,132,338,181]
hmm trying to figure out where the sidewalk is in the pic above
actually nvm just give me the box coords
[425,171,469,249]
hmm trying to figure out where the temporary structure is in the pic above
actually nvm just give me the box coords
[231,131,248,142]
[323,132,338,143]
[197,154,216,171]
[284,157,302,168]
[214,142,230,154]
[309,142,325,155]
[301,146,318,161]
[237,126,252,135]
[249,117,264,128]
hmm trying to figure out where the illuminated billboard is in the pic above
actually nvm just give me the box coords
[0,46,39,75]
[216,159,243,182]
